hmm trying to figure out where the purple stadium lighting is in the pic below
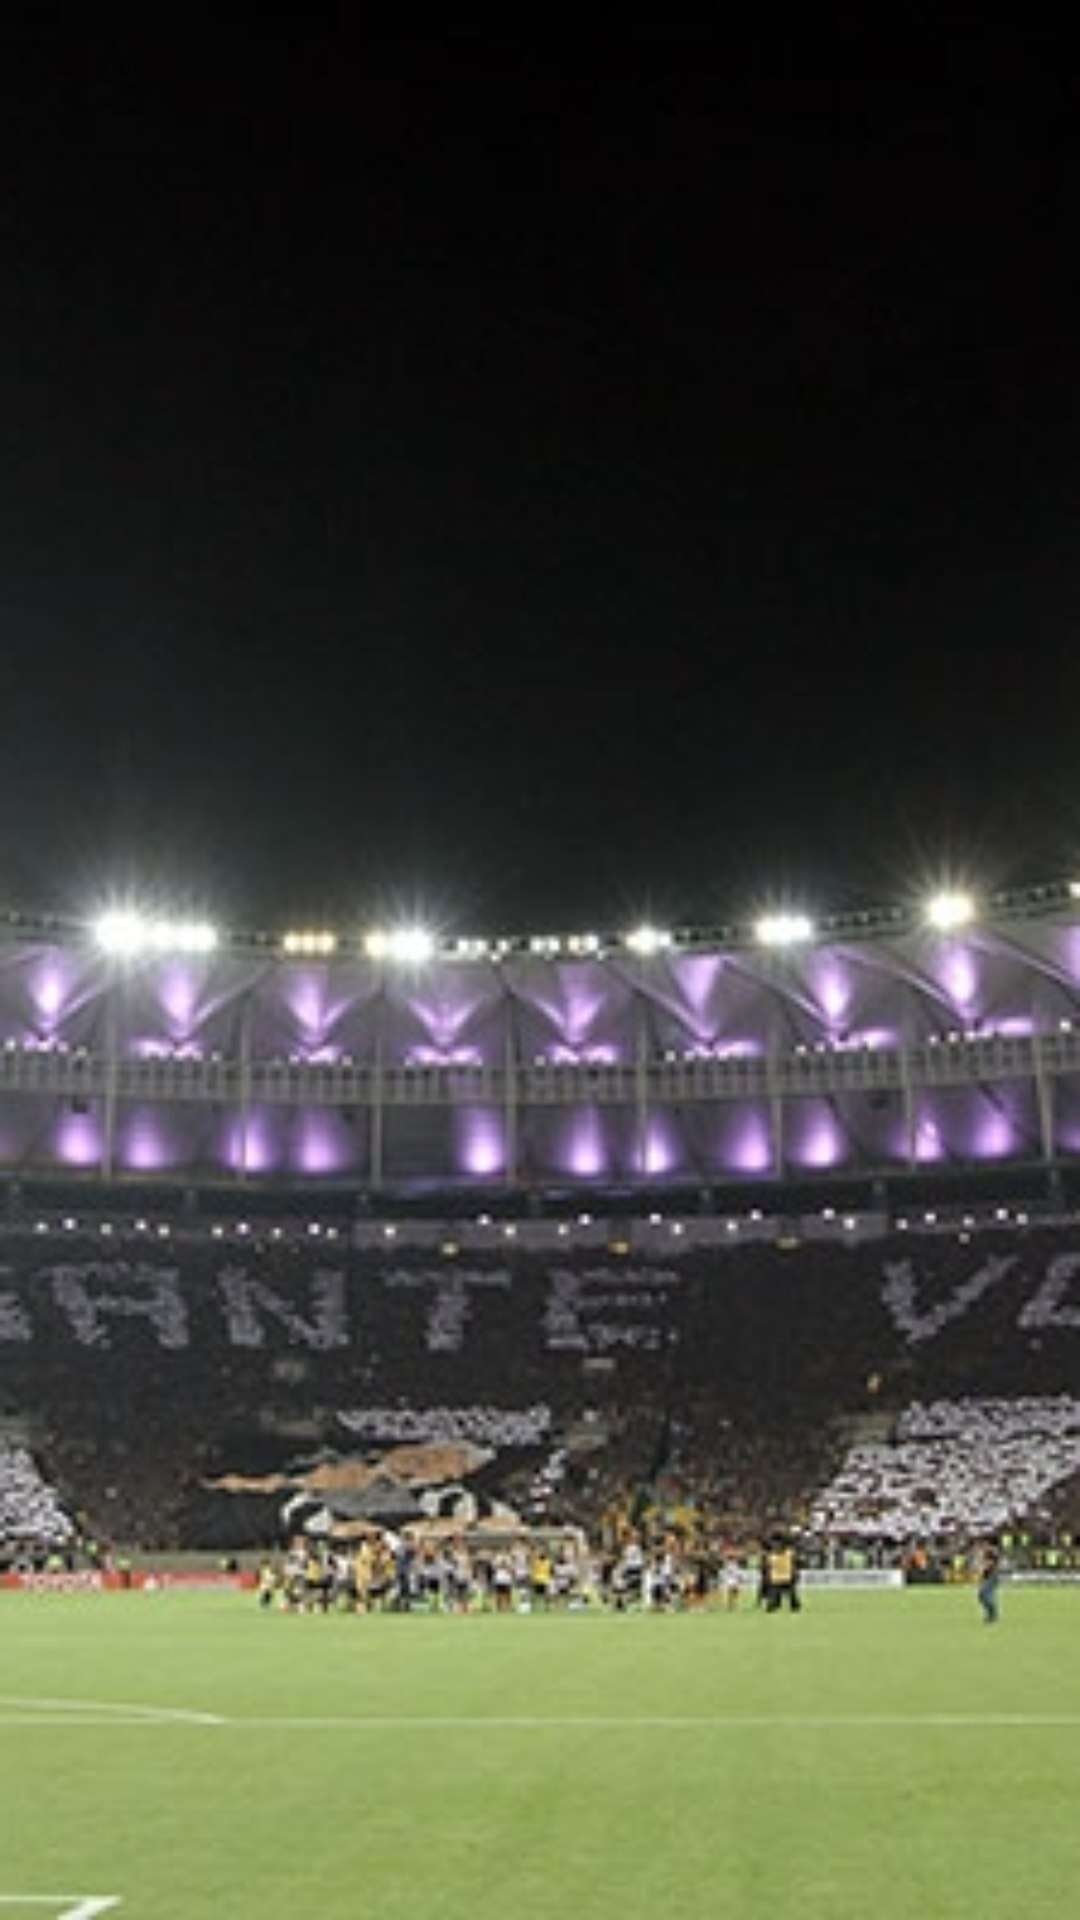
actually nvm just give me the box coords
[56,1110,102,1168]
[455,1108,505,1178]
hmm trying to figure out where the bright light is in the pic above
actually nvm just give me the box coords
[567,933,600,956]
[625,925,672,956]
[92,912,217,956]
[529,935,561,956]
[283,930,338,957]
[365,927,435,964]
[755,912,814,948]
[93,909,146,955]
[1070,881,1080,900]
[925,890,975,931]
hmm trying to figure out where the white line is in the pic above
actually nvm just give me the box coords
[4,1710,1080,1730]
[217,1712,1080,1729]
[0,1900,120,1917]
[0,1695,222,1725]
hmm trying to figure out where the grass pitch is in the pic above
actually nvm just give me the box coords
[1,1587,1078,1918]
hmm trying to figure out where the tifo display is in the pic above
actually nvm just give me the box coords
[2,1222,1080,1577]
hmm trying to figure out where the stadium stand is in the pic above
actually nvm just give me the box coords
[1,1219,1080,1554]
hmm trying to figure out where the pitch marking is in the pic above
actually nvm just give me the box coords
[3,1707,1080,1730]
[0,1900,120,1918]
[0,1695,222,1725]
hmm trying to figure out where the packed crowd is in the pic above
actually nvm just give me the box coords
[0,1444,74,1560]
[0,1223,1078,1555]
[811,1396,1080,1539]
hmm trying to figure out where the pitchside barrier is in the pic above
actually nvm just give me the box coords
[797,1569,903,1589]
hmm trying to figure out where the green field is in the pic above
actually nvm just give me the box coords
[1,1587,1078,1918]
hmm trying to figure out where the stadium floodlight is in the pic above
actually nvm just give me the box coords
[924,890,975,932]
[529,935,561,956]
[567,933,600,956]
[93,911,217,956]
[283,930,337,957]
[1070,880,1080,900]
[93,909,147,955]
[365,927,435,964]
[173,921,218,953]
[625,925,672,956]
[754,912,814,948]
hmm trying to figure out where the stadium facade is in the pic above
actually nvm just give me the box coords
[0,888,1076,1194]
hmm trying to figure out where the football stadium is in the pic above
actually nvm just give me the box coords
[2,883,1080,1916]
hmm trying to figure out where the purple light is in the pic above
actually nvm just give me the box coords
[992,1016,1034,1039]
[29,961,70,1026]
[546,1044,619,1066]
[847,1027,897,1050]
[642,1114,681,1176]
[555,1107,609,1179]
[406,1045,483,1068]
[158,963,199,1034]
[285,971,329,1038]
[293,1111,354,1175]
[787,1113,845,1167]
[973,1110,1015,1160]
[915,1114,945,1163]
[939,945,978,1009]
[714,1108,773,1175]
[684,1038,761,1062]
[812,961,852,1026]
[121,1111,174,1172]
[671,953,723,1021]
[454,1107,505,1178]
[529,971,609,1048]
[56,1110,101,1168]
[406,988,487,1051]
[224,1114,277,1175]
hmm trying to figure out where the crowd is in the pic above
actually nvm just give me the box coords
[0,1444,74,1560]
[811,1396,1080,1540]
[0,1223,1078,1556]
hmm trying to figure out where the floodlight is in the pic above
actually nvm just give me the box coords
[625,925,672,956]
[1070,881,1080,900]
[93,909,146,955]
[283,930,337,957]
[924,891,975,932]
[755,912,814,948]
[366,927,435,964]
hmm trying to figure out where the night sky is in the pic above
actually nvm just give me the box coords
[1,25,1077,936]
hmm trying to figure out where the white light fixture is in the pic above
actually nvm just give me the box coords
[93,909,146,955]
[625,925,672,956]
[366,927,435,964]
[1070,880,1080,899]
[925,890,975,932]
[755,912,814,948]
[93,911,217,956]
[283,930,337,957]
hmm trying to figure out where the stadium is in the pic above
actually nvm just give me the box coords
[6,883,1076,1904]
[0,877,1078,1543]
[0,880,1078,1195]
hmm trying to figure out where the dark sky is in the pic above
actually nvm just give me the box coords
[1,24,1077,935]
